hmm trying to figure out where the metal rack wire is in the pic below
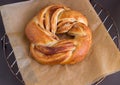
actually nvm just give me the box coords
[1,34,25,84]
[0,0,120,85]
[90,0,120,50]
[91,0,120,85]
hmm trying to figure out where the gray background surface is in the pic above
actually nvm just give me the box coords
[0,0,120,85]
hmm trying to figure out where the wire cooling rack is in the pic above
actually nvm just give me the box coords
[91,0,120,85]
[90,0,120,50]
[1,34,25,84]
[0,0,120,85]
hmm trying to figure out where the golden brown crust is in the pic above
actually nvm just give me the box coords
[25,4,92,65]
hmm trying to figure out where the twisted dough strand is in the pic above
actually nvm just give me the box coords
[25,4,92,64]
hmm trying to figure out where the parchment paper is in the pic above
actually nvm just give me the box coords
[1,0,120,85]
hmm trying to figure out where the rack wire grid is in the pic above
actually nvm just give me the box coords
[1,0,120,85]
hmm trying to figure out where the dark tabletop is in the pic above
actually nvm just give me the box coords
[0,0,120,85]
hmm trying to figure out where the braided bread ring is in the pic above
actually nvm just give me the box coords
[25,4,92,65]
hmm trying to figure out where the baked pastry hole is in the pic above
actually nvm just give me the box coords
[56,33,74,40]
